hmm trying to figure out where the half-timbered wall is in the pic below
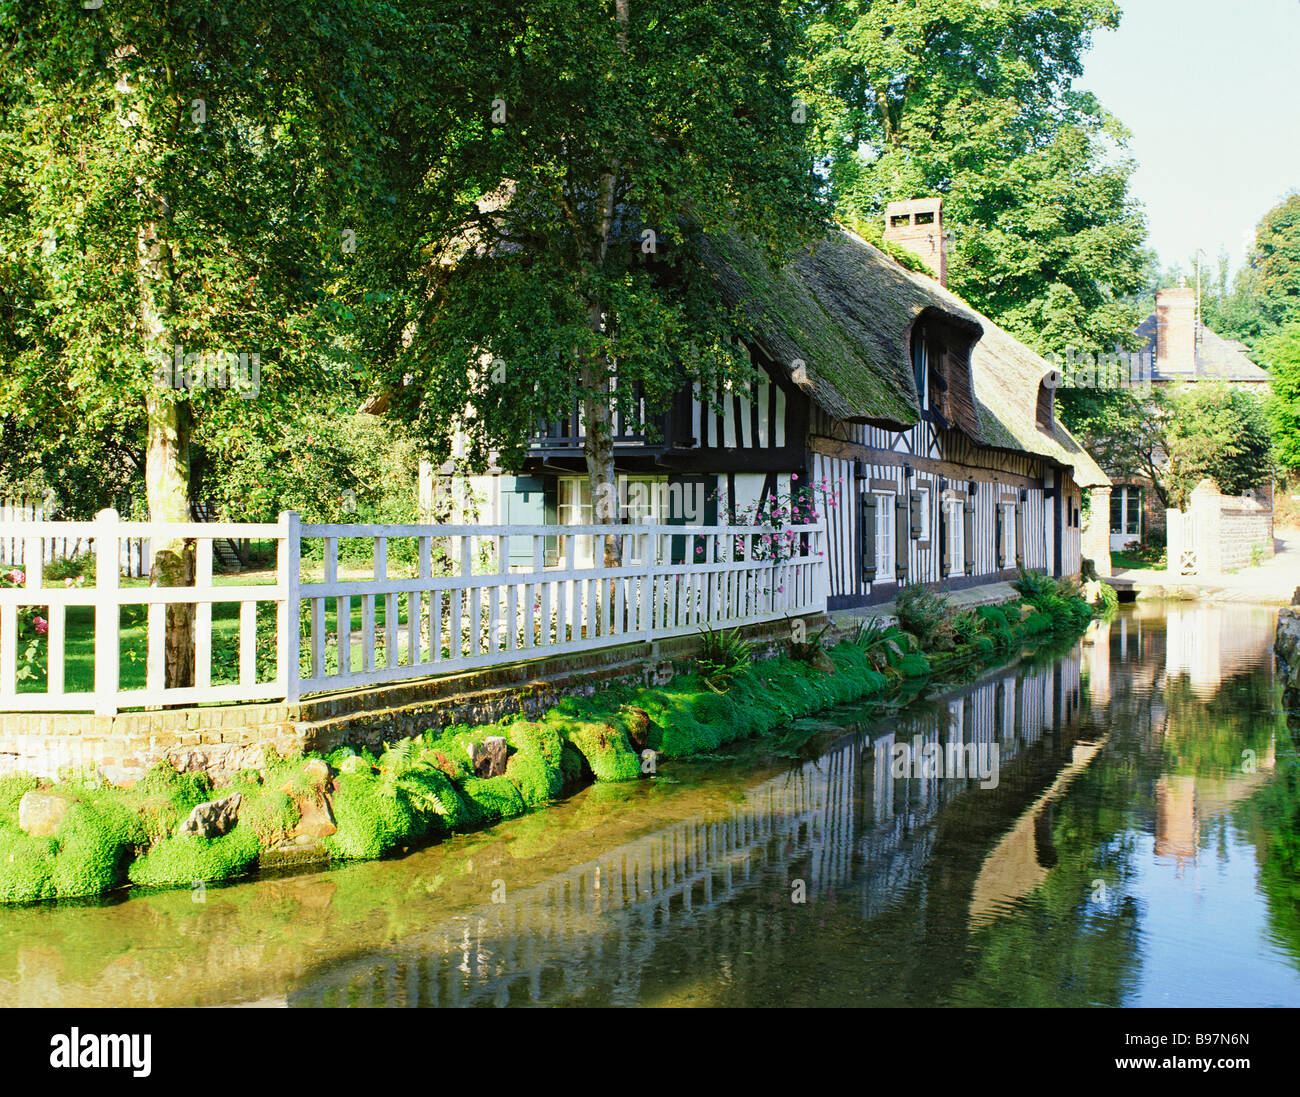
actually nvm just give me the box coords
[809,408,1083,609]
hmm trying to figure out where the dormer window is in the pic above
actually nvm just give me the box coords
[1036,377,1054,430]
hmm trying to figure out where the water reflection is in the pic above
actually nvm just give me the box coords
[2,604,1299,1007]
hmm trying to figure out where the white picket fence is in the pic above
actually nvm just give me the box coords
[0,496,150,577]
[0,511,827,715]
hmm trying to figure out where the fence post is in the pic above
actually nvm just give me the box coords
[813,523,829,612]
[279,511,301,704]
[93,508,120,716]
[641,516,657,639]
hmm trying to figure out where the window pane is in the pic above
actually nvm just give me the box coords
[1110,492,1123,533]
[1126,490,1141,535]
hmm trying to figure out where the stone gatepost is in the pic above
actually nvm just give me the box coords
[1082,486,1112,577]
[1188,478,1223,576]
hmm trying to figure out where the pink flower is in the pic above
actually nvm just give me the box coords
[5,569,24,585]
[33,616,48,636]
[792,473,799,481]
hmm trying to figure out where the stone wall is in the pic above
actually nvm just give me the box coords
[1220,490,1275,572]
[0,616,815,786]
[1168,478,1274,575]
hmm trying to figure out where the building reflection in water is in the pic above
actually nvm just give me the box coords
[288,650,1085,1007]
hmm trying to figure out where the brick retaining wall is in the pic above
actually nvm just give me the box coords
[0,616,818,785]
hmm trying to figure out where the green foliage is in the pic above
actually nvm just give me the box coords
[42,555,96,583]
[898,652,932,679]
[1093,582,1119,619]
[893,584,954,651]
[1012,569,1093,634]
[50,802,134,899]
[0,0,451,510]
[547,706,643,783]
[1061,387,1168,504]
[1263,321,1300,474]
[322,771,415,861]
[798,0,1146,358]
[0,823,57,903]
[1250,192,1300,330]
[458,776,526,825]
[503,721,565,808]
[230,785,299,848]
[127,829,261,889]
[852,618,906,672]
[696,624,756,693]
[1164,384,1274,506]
[202,413,422,531]
[382,1,825,487]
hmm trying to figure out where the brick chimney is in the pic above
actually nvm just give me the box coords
[883,198,946,286]
[1155,286,1197,374]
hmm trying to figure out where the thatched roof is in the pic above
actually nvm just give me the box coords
[702,228,1109,488]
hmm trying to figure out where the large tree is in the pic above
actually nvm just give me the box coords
[375,0,826,565]
[0,1,471,685]
[1262,321,1300,475]
[796,0,1147,357]
[1163,384,1274,508]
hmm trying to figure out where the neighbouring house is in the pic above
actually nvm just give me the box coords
[1105,286,1272,555]
[420,197,1110,606]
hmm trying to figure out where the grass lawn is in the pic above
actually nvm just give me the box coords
[1111,549,1166,571]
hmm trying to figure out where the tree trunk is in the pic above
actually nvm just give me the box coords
[138,171,195,689]
[583,302,621,569]
[580,0,630,572]
[146,391,195,689]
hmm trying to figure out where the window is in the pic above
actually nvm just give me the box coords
[1110,486,1142,537]
[556,475,682,567]
[945,497,965,576]
[1000,503,1016,566]
[875,493,895,579]
[916,487,931,540]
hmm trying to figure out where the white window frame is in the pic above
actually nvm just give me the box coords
[945,496,965,577]
[875,491,895,580]
[1001,502,1017,565]
[917,486,931,540]
[1111,486,1142,538]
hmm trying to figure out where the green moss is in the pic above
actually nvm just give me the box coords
[127,828,261,888]
[51,802,134,898]
[502,721,564,807]
[0,773,40,825]
[324,771,415,860]
[458,775,526,823]
[233,786,299,847]
[0,822,57,904]
[548,712,643,781]
[396,763,475,834]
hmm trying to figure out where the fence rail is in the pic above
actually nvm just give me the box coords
[1,496,149,577]
[0,511,827,715]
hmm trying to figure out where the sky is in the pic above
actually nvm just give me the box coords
[1080,0,1300,279]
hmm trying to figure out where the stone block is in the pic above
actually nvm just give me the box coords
[18,790,70,837]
